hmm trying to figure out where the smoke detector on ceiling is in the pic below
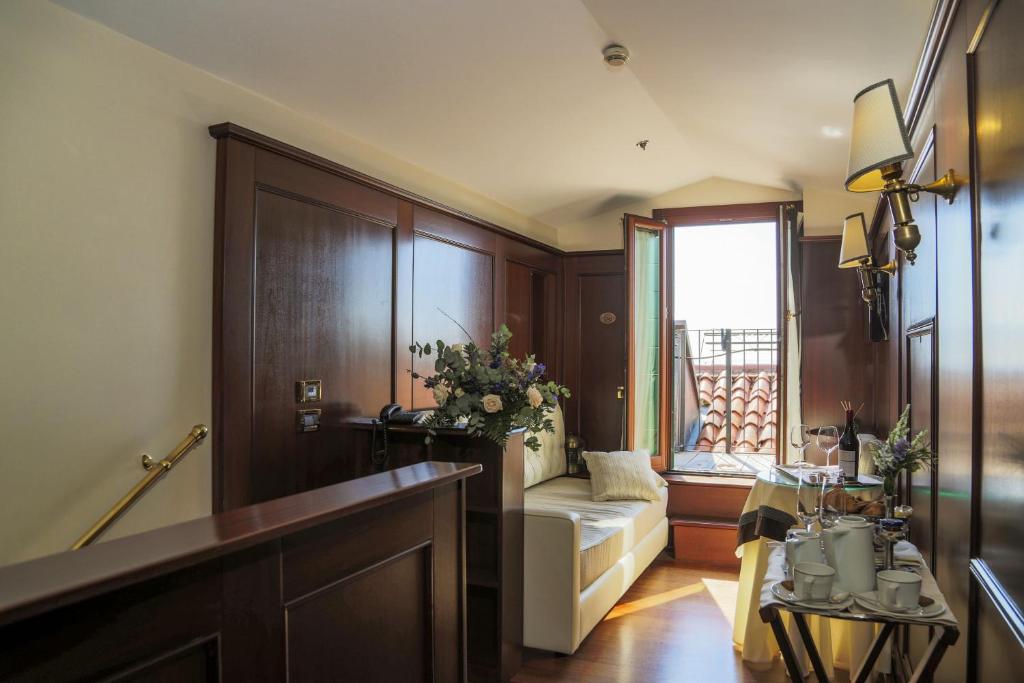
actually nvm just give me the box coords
[603,44,630,68]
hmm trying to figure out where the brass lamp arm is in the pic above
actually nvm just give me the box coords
[903,169,959,204]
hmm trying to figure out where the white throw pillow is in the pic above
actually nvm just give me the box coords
[582,449,667,502]
[523,404,567,489]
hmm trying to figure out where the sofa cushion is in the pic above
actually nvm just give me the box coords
[525,476,668,589]
[583,449,666,502]
[524,404,566,489]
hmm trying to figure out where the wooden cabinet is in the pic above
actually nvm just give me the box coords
[383,426,524,683]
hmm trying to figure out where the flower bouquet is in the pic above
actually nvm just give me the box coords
[410,324,570,451]
[867,404,935,496]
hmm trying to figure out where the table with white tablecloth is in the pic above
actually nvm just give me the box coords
[732,469,883,674]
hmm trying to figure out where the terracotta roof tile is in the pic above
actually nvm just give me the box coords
[691,370,778,455]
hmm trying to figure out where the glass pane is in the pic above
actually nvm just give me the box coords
[632,228,660,456]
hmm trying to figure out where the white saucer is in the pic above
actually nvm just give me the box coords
[853,591,946,619]
[771,582,853,611]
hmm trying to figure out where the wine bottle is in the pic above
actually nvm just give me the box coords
[839,409,858,480]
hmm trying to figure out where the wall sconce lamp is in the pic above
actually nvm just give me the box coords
[845,79,959,265]
[839,212,894,304]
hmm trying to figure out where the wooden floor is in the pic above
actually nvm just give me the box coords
[512,557,791,683]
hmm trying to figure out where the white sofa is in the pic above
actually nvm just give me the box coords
[522,408,669,654]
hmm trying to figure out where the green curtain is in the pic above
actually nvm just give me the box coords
[633,229,660,455]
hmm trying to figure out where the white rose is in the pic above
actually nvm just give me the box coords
[454,387,465,398]
[433,384,450,405]
[451,343,464,353]
[526,386,543,409]
[481,394,503,413]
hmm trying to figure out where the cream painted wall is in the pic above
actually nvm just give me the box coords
[802,186,879,237]
[0,0,555,566]
[558,177,802,250]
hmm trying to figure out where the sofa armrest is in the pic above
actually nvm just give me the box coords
[523,507,582,653]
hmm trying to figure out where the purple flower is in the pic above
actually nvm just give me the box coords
[528,363,546,379]
[893,438,910,462]
[490,359,501,369]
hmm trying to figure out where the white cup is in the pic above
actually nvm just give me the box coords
[786,531,825,568]
[793,562,835,602]
[876,569,922,611]
[838,515,867,524]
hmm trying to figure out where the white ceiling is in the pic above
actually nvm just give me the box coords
[56,0,934,232]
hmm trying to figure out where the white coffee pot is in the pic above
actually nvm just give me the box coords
[822,515,876,593]
[786,531,825,568]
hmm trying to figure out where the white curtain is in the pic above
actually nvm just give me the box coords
[633,229,661,455]
[784,211,803,463]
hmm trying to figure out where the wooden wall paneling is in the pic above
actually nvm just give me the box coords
[905,322,937,667]
[902,133,939,332]
[395,201,416,409]
[562,253,626,451]
[798,238,872,438]
[866,0,1024,677]
[0,563,223,682]
[252,189,394,503]
[502,237,563,382]
[212,137,256,512]
[411,230,495,410]
[432,481,468,683]
[505,260,533,359]
[971,0,1024,673]
[212,124,564,509]
[905,322,937,567]
[928,6,978,677]
[866,211,901,436]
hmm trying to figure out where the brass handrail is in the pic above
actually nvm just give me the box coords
[70,424,209,550]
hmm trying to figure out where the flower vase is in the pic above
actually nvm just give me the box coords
[882,474,897,517]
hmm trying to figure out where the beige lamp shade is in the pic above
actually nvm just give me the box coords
[845,79,914,192]
[839,213,870,268]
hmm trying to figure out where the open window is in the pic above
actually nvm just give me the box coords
[624,214,672,471]
[645,202,801,475]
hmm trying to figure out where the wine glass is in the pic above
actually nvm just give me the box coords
[795,469,823,532]
[818,472,847,529]
[790,424,810,463]
[816,425,840,469]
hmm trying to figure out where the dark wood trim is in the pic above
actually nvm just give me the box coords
[905,0,961,133]
[971,559,1024,648]
[0,461,480,628]
[209,122,561,256]
[798,234,842,243]
[653,200,802,226]
[561,248,625,257]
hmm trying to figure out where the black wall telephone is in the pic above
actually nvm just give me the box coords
[370,404,402,470]
[371,405,431,471]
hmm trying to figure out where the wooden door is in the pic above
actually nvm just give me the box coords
[579,272,626,451]
[624,214,671,470]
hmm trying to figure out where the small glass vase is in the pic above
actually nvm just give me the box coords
[882,474,897,517]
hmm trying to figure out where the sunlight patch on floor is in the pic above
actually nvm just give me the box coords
[701,577,740,628]
[602,582,705,620]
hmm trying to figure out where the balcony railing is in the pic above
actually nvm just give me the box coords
[672,325,778,474]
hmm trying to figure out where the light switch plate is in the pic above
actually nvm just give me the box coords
[295,379,322,403]
[296,408,321,432]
